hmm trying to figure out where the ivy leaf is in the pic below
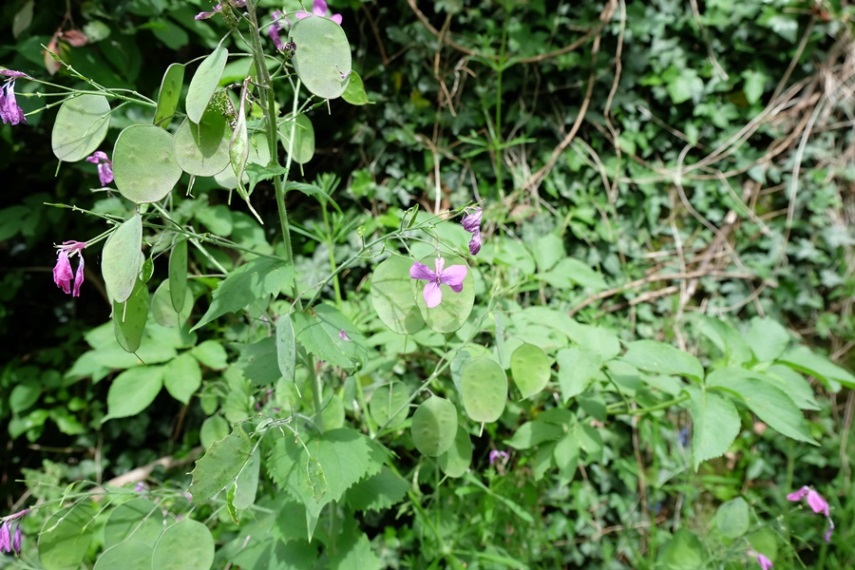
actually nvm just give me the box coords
[193,257,294,330]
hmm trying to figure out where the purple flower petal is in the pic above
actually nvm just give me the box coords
[786,486,809,502]
[0,69,28,79]
[53,250,73,294]
[0,523,10,553]
[805,488,830,517]
[339,329,351,341]
[439,264,467,292]
[330,13,343,24]
[0,81,26,125]
[461,207,482,233]
[756,554,773,570]
[12,526,21,555]
[86,151,107,163]
[73,255,85,297]
[468,230,481,255]
[410,261,435,281]
[423,281,442,308]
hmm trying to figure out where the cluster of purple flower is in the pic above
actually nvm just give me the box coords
[0,509,28,556]
[753,486,834,569]
[0,69,28,126]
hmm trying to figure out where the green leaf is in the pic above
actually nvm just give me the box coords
[173,111,231,176]
[103,366,163,422]
[101,214,143,304]
[275,313,296,383]
[341,70,369,105]
[707,368,816,444]
[193,257,294,330]
[510,343,551,398]
[765,364,819,410]
[714,497,750,539]
[411,396,458,457]
[190,340,228,370]
[51,94,111,162]
[345,467,409,511]
[624,340,704,382]
[150,520,215,570]
[667,69,704,104]
[292,304,366,370]
[94,542,153,570]
[168,238,188,312]
[154,63,185,128]
[186,44,228,124]
[189,426,252,502]
[39,502,96,570]
[532,233,566,272]
[778,345,855,390]
[742,70,767,105]
[267,428,385,519]
[194,204,233,236]
[656,529,706,569]
[291,17,351,99]
[413,254,475,333]
[697,316,753,366]
[103,497,164,547]
[553,429,580,482]
[163,352,202,404]
[505,419,564,450]
[460,356,507,422]
[538,257,607,291]
[746,317,790,362]
[369,382,411,430]
[112,278,149,353]
[151,280,193,328]
[370,255,425,335]
[277,113,315,165]
[233,447,261,510]
[556,347,602,402]
[200,415,229,449]
[113,125,183,203]
[438,425,473,478]
[686,385,740,470]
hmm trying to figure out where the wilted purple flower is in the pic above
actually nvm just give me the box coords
[0,523,10,553]
[410,257,467,308]
[461,207,482,255]
[296,0,342,25]
[489,450,509,466]
[268,10,287,50]
[0,69,28,126]
[85,150,113,185]
[0,509,28,555]
[53,240,87,297]
[756,554,773,570]
[195,0,247,20]
[12,526,21,555]
[787,486,834,541]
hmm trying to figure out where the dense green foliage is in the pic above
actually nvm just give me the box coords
[1,0,855,568]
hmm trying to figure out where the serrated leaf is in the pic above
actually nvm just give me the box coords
[266,428,385,519]
[624,340,704,382]
[291,304,366,370]
[193,257,293,330]
[686,385,739,470]
[345,467,409,511]
[189,426,252,502]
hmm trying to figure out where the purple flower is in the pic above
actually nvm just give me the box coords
[85,150,114,185]
[756,554,773,570]
[195,0,247,20]
[461,207,482,255]
[489,450,509,466]
[787,486,834,541]
[339,329,351,341]
[268,10,287,51]
[12,525,21,555]
[0,70,28,126]
[410,257,467,308]
[53,240,87,297]
[296,0,342,25]
[0,523,10,553]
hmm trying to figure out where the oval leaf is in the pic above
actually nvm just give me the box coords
[94,541,154,570]
[186,45,228,124]
[163,352,202,404]
[173,112,231,176]
[511,343,551,398]
[291,17,351,99]
[151,280,193,328]
[438,425,472,478]
[460,356,507,423]
[113,278,150,353]
[411,396,457,457]
[342,70,369,105]
[154,63,185,128]
[150,520,215,570]
[168,238,188,312]
[278,113,315,165]
[371,255,425,335]
[104,497,164,547]
[113,125,182,203]
[51,94,111,162]
[101,214,143,304]
[104,366,164,422]
[39,502,96,570]
[369,382,411,430]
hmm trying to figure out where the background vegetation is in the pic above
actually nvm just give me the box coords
[1,0,854,568]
